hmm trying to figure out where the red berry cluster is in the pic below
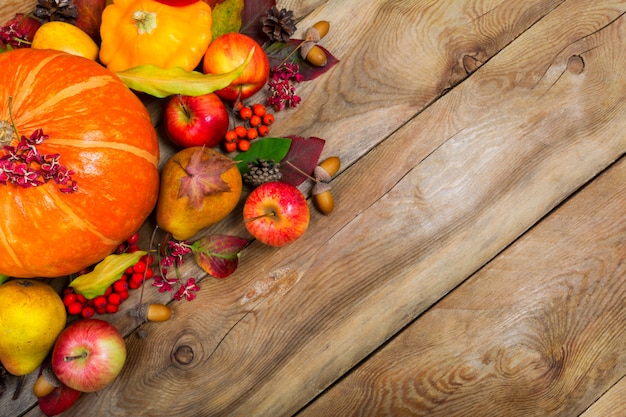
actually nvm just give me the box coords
[223,103,275,153]
[61,234,154,318]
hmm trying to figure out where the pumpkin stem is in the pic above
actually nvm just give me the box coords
[1,96,20,146]
[132,10,157,35]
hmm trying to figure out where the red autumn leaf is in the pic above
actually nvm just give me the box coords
[240,0,276,46]
[192,235,250,278]
[264,40,340,81]
[178,149,235,210]
[280,135,326,186]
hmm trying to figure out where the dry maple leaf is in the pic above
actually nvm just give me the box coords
[177,149,235,209]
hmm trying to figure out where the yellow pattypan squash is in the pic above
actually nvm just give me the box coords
[99,0,212,72]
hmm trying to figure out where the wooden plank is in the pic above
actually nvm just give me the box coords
[3,1,625,416]
[581,376,626,417]
[0,1,34,22]
[16,0,624,416]
[297,154,626,416]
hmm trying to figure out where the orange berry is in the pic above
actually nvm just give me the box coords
[235,125,247,138]
[224,141,237,152]
[225,130,238,143]
[262,113,275,126]
[252,103,266,117]
[258,125,270,136]
[239,106,252,119]
[238,139,251,152]
[234,101,244,111]
[246,128,258,140]
[250,115,262,127]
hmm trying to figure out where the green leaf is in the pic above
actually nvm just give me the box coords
[212,0,244,39]
[0,274,9,285]
[233,137,292,174]
[114,48,255,98]
[69,251,147,299]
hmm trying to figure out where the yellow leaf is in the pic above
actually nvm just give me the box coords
[115,47,254,98]
[69,251,147,299]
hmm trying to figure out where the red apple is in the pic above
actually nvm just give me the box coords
[203,33,270,102]
[163,93,229,148]
[37,383,82,417]
[243,181,310,246]
[51,319,127,393]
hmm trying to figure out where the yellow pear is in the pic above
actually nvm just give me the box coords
[156,147,243,241]
[0,279,67,376]
[31,21,99,60]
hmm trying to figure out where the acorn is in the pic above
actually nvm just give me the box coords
[312,156,340,215]
[301,41,328,67]
[312,182,334,214]
[130,303,172,322]
[318,156,341,177]
[33,366,61,398]
[305,20,330,42]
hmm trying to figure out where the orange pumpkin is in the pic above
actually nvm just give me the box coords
[0,49,160,278]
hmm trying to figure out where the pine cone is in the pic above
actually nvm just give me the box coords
[243,159,283,188]
[33,0,79,25]
[261,6,297,42]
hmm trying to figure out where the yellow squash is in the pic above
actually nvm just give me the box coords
[99,0,213,72]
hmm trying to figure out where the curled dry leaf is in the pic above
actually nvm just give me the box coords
[192,235,250,278]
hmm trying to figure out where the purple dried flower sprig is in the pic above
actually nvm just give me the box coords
[153,240,201,301]
[0,128,77,193]
[0,20,30,50]
[267,62,304,111]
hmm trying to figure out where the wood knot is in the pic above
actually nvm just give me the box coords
[462,54,483,74]
[567,55,584,75]
[172,345,194,366]
[170,331,204,369]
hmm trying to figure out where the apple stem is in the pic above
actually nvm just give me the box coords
[232,87,243,112]
[176,94,192,119]
[64,351,88,362]
[244,211,276,223]
[284,161,318,183]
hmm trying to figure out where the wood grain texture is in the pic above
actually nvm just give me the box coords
[2,0,625,416]
[581,376,626,417]
[298,155,626,416]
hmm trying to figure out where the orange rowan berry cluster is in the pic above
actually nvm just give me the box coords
[223,103,275,153]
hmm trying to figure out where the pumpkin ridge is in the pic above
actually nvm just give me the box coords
[40,186,119,246]
[46,139,159,166]
[19,76,114,122]
[0,225,22,270]
[10,54,59,112]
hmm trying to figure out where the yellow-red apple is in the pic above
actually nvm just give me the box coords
[203,33,270,102]
[243,181,310,246]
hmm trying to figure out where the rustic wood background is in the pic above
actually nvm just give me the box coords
[1,0,624,416]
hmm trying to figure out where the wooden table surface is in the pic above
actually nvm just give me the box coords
[2,0,625,416]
